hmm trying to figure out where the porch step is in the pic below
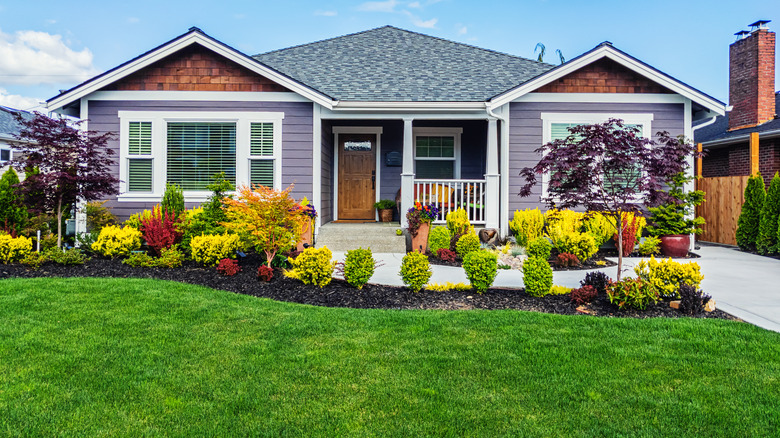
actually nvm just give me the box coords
[315,222,406,253]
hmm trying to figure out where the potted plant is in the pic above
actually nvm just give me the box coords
[295,197,317,252]
[373,199,396,222]
[647,173,705,257]
[406,201,439,253]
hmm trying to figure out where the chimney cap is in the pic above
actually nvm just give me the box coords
[748,20,771,30]
[734,30,750,40]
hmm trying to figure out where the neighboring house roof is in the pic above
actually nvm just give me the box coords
[254,26,554,102]
[0,106,34,142]
[694,92,780,146]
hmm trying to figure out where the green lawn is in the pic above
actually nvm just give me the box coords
[1,278,778,437]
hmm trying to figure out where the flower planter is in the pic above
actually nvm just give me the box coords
[659,234,690,258]
[410,222,430,254]
[296,218,313,252]
[379,208,393,222]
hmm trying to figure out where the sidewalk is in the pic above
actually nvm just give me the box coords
[332,245,780,333]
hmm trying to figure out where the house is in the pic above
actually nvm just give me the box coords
[46,26,725,237]
[0,106,35,170]
[696,20,779,188]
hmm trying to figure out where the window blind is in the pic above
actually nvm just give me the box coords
[167,122,236,190]
[128,158,153,192]
[128,122,152,155]
[249,122,274,188]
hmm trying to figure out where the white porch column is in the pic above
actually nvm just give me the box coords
[400,117,415,228]
[74,97,89,246]
[485,118,500,230]
[312,103,322,236]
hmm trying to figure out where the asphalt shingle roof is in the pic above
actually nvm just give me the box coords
[0,106,34,140]
[253,26,555,102]
[695,93,780,145]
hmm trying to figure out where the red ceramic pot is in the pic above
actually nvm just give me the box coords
[659,234,690,258]
[410,222,430,254]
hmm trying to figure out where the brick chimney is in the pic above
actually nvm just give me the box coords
[728,21,776,131]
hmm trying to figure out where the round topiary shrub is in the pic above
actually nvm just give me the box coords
[428,226,451,256]
[526,237,552,261]
[343,247,375,289]
[400,251,432,292]
[455,233,480,258]
[462,250,498,293]
[522,256,553,297]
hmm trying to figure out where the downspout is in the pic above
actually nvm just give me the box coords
[486,103,509,237]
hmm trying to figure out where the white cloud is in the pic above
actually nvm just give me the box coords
[0,88,43,111]
[402,10,437,28]
[0,28,99,85]
[457,25,467,35]
[408,1,421,7]
[357,0,398,12]
[314,10,338,16]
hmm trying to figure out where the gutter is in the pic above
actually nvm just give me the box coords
[701,127,780,148]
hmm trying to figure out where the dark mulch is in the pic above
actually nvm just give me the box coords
[0,255,739,322]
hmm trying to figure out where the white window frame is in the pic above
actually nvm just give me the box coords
[117,111,284,202]
[540,112,653,199]
[413,127,463,179]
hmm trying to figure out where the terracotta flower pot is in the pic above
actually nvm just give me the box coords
[379,208,393,222]
[659,234,690,258]
[296,218,313,252]
[410,222,430,254]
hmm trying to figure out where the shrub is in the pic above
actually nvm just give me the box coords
[124,208,154,230]
[155,247,184,268]
[522,256,553,297]
[123,252,156,268]
[571,285,597,305]
[526,237,552,260]
[581,212,614,247]
[0,233,32,263]
[613,215,640,257]
[556,252,580,267]
[446,208,473,236]
[544,209,584,233]
[581,271,610,295]
[425,282,472,292]
[290,246,335,288]
[85,200,116,233]
[427,226,451,255]
[462,250,497,293]
[44,248,89,265]
[140,205,183,256]
[678,283,712,316]
[92,225,142,258]
[607,278,659,310]
[736,173,766,251]
[449,232,463,252]
[637,236,662,256]
[20,251,47,269]
[437,248,457,262]
[343,247,375,289]
[161,183,185,218]
[634,256,704,299]
[190,233,241,266]
[549,285,571,295]
[257,265,274,282]
[548,227,598,261]
[400,251,432,292]
[0,168,27,236]
[455,233,480,258]
[216,258,241,276]
[757,172,780,254]
[509,208,544,246]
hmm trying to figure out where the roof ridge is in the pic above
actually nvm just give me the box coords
[254,25,394,57]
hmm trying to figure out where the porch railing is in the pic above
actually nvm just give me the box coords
[412,179,486,224]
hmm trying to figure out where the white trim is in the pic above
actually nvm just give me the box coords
[47,32,334,111]
[88,90,310,102]
[331,126,383,222]
[116,110,284,202]
[683,98,695,251]
[412,127,463,179]
[489,45,726,116]
[540,112,653,199]
[312,104,322,234]
[74,97,89,240]
[332,101,487,110]
[512,93,686,104]
[321,108,489,120]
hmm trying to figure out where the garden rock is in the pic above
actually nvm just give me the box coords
[704,299,716,312]
[498,253,527,270]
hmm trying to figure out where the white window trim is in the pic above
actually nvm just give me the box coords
[117,110,284,202]
[413,127,463,179]
[540,113,653,199]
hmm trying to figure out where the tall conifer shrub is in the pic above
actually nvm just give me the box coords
[757,172,780,254]
[736,173,766,251]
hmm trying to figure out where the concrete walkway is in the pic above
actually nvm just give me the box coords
[332,244,780,333]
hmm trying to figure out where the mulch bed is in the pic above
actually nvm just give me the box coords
[0,255,739,322]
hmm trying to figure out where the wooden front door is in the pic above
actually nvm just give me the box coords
[338,133,376,220]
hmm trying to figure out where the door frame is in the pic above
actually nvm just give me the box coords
[333,126,383,222]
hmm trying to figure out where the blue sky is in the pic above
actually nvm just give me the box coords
[0,0,777,111]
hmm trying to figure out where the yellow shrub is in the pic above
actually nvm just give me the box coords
[546,225,598,262]
[634,256,704,299]
[91,225,142,258]
[0,234,32,263]
[582,212,615,247]
[124,207,158,229]
[544,209,584,234]
[289,246,335,288]
[509,208,544,246]
[621,212,646,240]
[190,233,241,266]
[446,208,474,236]
[549,285,572,295]
[425,282,472,292]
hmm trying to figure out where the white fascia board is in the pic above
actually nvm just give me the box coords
[47,33,334,111]
[490,46,726,116]
[321,108,489,120]
[332,101,487,110]
[88,90,310,102]
[512,93,685,104]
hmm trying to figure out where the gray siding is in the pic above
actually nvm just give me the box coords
[508,101,685,214]
[88,99,313,220]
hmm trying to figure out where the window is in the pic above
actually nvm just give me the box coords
[118,111,283,201]
[0,148,10,162]
[541,113,653,198]
[414,127,462,179]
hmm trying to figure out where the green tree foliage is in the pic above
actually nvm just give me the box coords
[161,183,185,218]
[0,168,27,236]
[736,173,766,251]
[757,172,780,254]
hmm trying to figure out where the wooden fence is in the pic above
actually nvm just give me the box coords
[696,176,749,246]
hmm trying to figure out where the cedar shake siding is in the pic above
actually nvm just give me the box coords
[535,59,675,94]
[508,101,685,213]
[88,100,313,220]
[102,44,292,93]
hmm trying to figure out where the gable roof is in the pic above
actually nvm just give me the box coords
[0,106,34,141]
[253,26,554,102]
[695,92,780,146]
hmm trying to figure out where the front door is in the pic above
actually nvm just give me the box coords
[338,133,376,220]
